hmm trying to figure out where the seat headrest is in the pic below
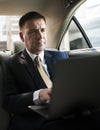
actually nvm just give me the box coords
[13,41,25,53]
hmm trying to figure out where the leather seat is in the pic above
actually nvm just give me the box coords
[0,52,11,130]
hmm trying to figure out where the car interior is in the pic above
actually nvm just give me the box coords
[0,0,100,129]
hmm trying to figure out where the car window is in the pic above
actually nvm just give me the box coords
[60,18,90,51]
[60,0,100,51]
[75,0,100,48]
[0,16,20,51]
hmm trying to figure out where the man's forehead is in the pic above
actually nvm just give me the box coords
[26,19,46,28]
[33,19,46,26]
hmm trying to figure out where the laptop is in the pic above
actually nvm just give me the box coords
[28,55,100,119]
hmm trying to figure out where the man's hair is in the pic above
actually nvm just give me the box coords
[19,11,46,30]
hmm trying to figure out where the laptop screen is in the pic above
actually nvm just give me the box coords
[49,56,100,118]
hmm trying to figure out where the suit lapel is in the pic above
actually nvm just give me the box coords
[21,50,45,89]
[20,50,55,89]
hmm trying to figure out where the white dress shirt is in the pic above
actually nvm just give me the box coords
[26,48,49,105]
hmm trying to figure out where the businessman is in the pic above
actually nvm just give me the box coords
[3,11,68,130]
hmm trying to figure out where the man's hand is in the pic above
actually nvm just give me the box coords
[39,88,52,102]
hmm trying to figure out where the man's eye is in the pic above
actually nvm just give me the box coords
[29,29,37,34]
[41,28,45,32]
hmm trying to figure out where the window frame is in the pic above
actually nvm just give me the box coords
[58,16,93,51]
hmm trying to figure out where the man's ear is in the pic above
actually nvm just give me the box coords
[19,32,24,42]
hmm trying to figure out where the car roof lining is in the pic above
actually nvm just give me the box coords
[0,0,86,49]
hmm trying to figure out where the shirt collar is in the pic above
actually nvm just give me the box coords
[26,48,44,62]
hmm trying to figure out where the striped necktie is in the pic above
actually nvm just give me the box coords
[35,56,53,88]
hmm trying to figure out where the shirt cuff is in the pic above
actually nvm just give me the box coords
[33,89,43,105]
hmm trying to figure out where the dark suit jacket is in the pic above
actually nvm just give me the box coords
[3,49,69,130]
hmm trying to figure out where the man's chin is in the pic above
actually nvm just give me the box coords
[39,48,44,52]
[37,47,45,53]
[39,45,45,50]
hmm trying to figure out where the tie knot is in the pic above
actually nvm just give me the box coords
[35,56,40,66]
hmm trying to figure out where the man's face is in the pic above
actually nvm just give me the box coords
[20,18,46,54]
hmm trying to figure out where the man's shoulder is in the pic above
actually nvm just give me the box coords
[45,49,69,59]
[6,51,23,64]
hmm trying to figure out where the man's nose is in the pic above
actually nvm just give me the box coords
[37,30,43,39]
